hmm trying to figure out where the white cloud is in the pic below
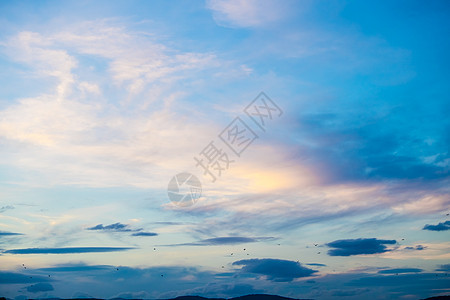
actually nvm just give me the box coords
[0,21,224,188]
[206,0,291,28]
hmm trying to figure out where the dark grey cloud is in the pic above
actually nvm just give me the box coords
[423,220,450,231]
[87,222,158,237]
[0,231,23,236]
[3,247,135,254]
[326,238,396,256]
[131,232,158,237]
[87,222,133,232]
[306,263,326,267]
[232,258,317,282]
[378,268,422,274]
[26,282,54,293]
[166,236,274,246]
[436,264,450,272]
[0,205,15,213]
[404,245,426,250]
[0,272,50,284]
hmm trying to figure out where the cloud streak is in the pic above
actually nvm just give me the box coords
[3,247,135,254]
[166,236,275,246]
[0,231,23,236]
[378,268,422,274]
[87,222,133,232]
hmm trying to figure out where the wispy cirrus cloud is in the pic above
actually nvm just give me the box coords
[0,21,225,189]
[206,0,294,28]
[165,236,275,246]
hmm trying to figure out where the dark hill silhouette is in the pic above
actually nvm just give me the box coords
[171,297,225,300]
[231,295,304,300]
[171,296,304,300]
[1,294,447,300]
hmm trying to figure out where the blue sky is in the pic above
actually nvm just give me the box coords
[0,0,449,299]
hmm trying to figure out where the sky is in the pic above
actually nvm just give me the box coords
[0,0,449,299]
